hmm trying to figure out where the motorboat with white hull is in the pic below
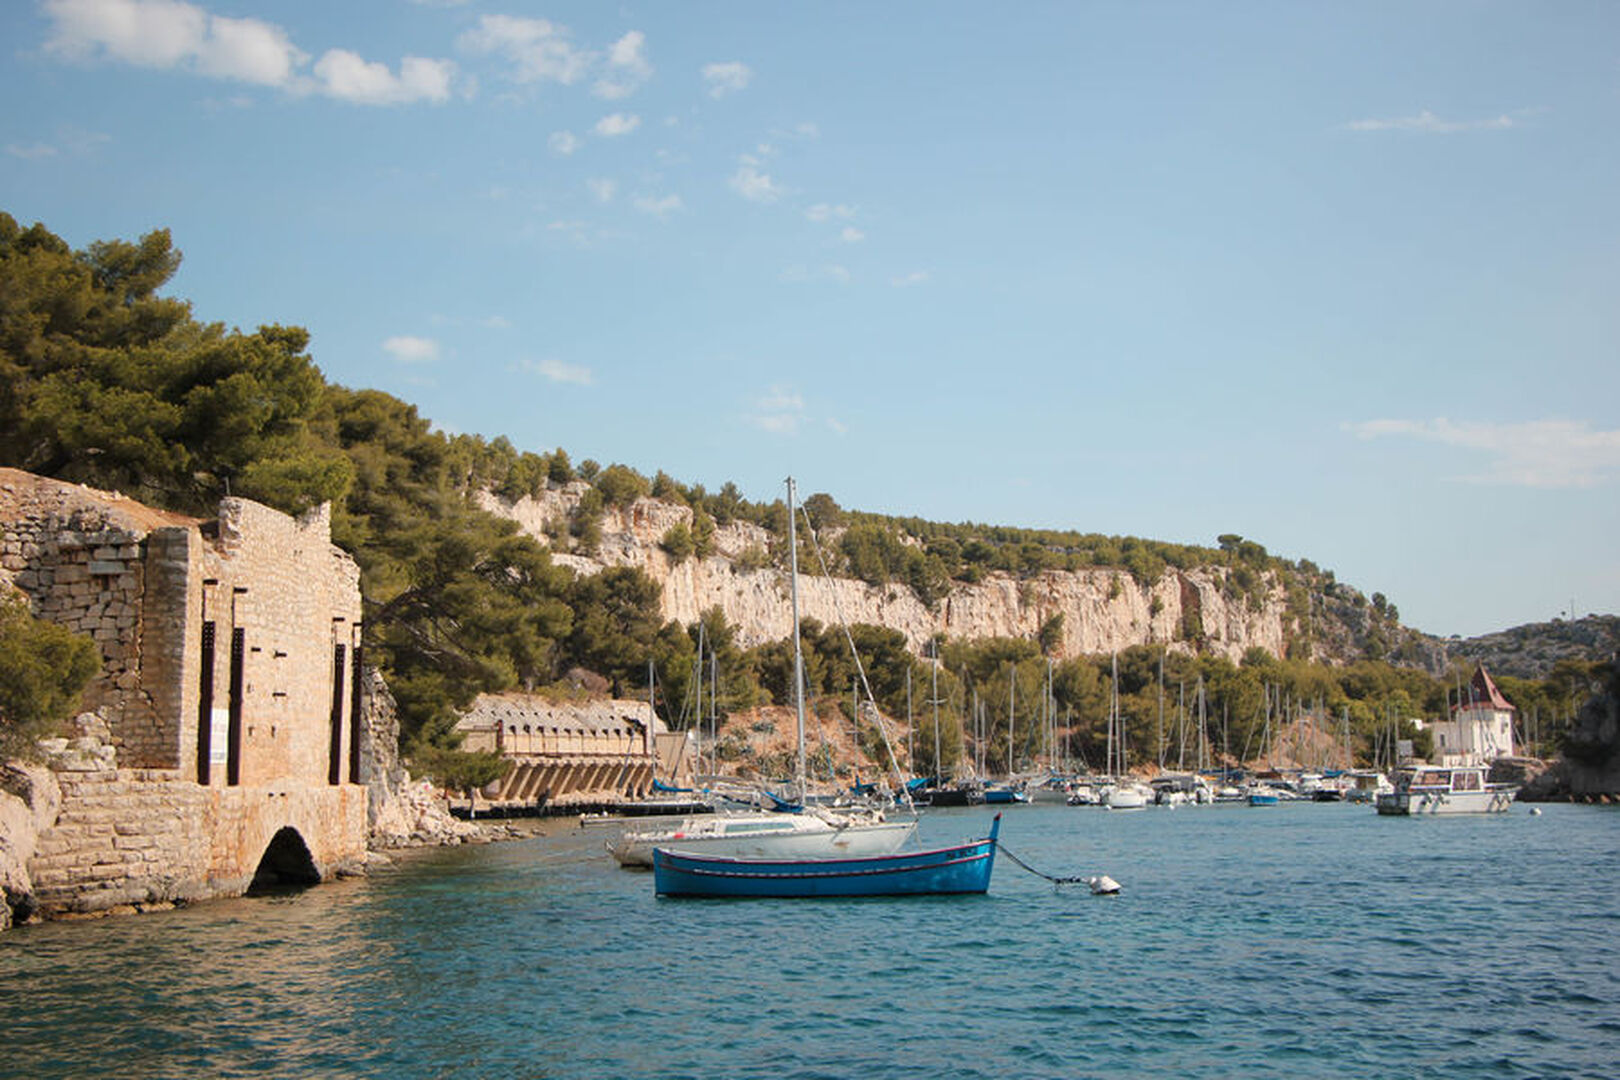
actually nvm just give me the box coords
[609,806,915,867]
[1375,765,1518,815]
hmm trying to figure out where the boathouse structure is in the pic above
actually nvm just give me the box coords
[454,692,692,808]
[0,468,370,919]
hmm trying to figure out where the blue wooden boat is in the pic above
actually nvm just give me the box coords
[654,814,1001,898]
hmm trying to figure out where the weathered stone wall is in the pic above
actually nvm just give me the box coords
[0,469,370,924]
[0,471,194,767]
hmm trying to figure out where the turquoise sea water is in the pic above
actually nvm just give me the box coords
[4,802,1617,1079]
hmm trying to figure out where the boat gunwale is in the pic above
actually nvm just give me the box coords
[653,842,994,881]
[654,848,984,880]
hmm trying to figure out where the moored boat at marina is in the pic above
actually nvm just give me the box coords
[1344,769,1394,803]
[1101,779,1152,810]
[654,814,1001,898]
[1374,764,1518,815]
[611,477,918,866]
[609,805,914,867]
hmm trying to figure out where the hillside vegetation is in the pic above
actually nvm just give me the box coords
[1,212,1610,777]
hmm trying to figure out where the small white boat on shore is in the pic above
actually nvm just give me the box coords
[1375,765,1518,815]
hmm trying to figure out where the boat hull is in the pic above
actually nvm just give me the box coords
[1375,789,1517,815]
[654,819,1000,898]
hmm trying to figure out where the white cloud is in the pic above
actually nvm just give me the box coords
[383,335,440,364]
[522,357,593,385]
[633,193,683,217]
[195,13,303,84]
[44,0,305,85]
[479,315,511,329]
[586,177,617,203]
[826,418,848,436]
[890,270,930,287]
[595,29,651,99]
[779,264,851,285]
[839,226,865,244]
[749,387,805,434]
[805,203,855,223]
[459,14,588,85]
[6,143,59,160]
[1344,417,1620,488]
[313,51,453,105]
[701,60,752,98]
[549,130,580,155]
[44,0,206,67]
[42,0,462,104]
[1347,108,1526,134]
[594,112,640,137]
[729,159,781,203]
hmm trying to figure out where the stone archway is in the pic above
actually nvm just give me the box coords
[245,826,321,895]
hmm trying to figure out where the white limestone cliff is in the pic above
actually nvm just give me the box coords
[478,487,1292,661]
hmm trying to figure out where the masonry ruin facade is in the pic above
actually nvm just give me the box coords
[455,692,692,807]
[1,468,369,917]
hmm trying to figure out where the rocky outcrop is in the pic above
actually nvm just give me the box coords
[1521,653,1620,801]
[1438,616,1620,680]
[358,668,485,847]
[0,761,61,928]
[479,488,1293,662]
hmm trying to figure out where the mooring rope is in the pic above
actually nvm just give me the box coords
[994,841,1093,886]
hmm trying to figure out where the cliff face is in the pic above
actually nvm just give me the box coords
[1521,653,1620,800]
[478,487,1294,662]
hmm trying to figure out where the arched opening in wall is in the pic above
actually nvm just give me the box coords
[245,827,321,896]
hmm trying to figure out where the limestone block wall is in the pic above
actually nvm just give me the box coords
[1,469,372,922]
[0,472,191,767]
[192,498,364,789]
[27,762,367,916]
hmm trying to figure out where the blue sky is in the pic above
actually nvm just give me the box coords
[3,0,1617,639]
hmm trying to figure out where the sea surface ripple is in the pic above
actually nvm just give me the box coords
[4,802,1617,1079]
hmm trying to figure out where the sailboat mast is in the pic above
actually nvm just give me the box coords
[1108,652,1118,778]
[786,476,808,801]
[906,665,913,777]
[694,621,704,771]
[1157,652,1165,770]
[931,643,941,780]
[1007,663,1014,779]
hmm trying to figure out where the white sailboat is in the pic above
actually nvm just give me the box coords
[610,477,917,867]
[1100,653,1151,810]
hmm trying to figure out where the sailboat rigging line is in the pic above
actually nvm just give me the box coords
[794,499,917,814]
[992,842,1092,887]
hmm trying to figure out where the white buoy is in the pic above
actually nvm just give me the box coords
[1085,874,1121,896]
[1529,807,1543,816]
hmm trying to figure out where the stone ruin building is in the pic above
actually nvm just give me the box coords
[0,468,371,924]
[454,692,690,808]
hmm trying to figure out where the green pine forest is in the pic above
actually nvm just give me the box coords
[0,214,1603,782]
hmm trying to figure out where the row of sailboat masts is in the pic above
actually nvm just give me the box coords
[1154,655,1214,773]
